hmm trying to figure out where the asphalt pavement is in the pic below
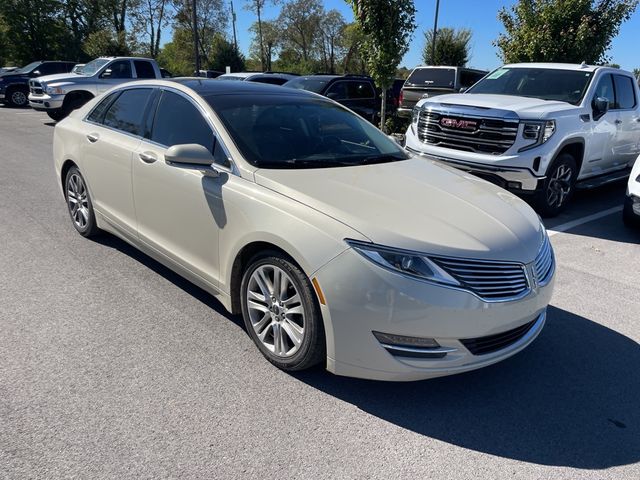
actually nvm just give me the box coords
[1,106,639,479]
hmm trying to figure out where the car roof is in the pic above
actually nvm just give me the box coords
[152,78,316,97]
[503,62,600,72]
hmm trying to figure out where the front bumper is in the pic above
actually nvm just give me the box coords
[28,93,65,110]
[315,247,554,381]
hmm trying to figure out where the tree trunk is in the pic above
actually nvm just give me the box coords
[257,4,265,71]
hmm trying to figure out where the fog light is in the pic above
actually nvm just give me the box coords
[373,331,440,348]
[373,331,456,359]
[507,181,522,189]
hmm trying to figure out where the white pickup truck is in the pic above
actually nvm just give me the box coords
[28,57,162,121]
[404,63,640,215]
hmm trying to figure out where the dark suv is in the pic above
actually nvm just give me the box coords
[0,61,76,107]
[284,74,382,123]
[397,66,488,117]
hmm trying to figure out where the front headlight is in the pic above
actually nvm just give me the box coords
[346,240,460,286]
[519,120,555,152]
[45,86,65,95]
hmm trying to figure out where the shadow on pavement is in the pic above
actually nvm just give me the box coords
[293,306,640,469]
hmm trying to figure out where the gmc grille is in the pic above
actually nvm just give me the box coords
[417,110,519,154]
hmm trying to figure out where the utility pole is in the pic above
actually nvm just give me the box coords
[431,0,440,65]
[192,0,201,74]
[231,1,238,52]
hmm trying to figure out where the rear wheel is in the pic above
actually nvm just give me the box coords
[6,87,28,107]
[240,252,325,371]
[46,109,67,122]
[535,154,578,217]
[65,166,100,237]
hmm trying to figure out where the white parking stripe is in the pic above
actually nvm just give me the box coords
[15,112,46,115]
[547,206,623,236]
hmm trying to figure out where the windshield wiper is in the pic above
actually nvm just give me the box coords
[359,154,407,165]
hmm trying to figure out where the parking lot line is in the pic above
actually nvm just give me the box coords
[547,206,623,236]
[14,112,46,115]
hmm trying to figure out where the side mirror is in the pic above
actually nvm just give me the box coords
[593,96,609,120]
[165,144,219,176]
[31,70,41,77]
[458,87,468,93]
[101,69,112,78]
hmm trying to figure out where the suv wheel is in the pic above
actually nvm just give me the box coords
[7,87,28,107]
[65,166,100,237]
[535,154,578,217]
[240,252,325,371]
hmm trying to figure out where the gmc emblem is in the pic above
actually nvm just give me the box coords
[440,117,477,130]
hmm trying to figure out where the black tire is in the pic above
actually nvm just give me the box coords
[535,153,578,217]
[623,196,640,227]
[6,86,29,107]
[64,166,100,237]
[240,252,325,371]
[47,109,67,122]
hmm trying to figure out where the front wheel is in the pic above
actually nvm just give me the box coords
[7,87,28,107]
[65,166,100,237]
[535,154,578,217]
[240,253,325,371]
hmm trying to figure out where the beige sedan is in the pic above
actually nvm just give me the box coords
[53,79,554,381]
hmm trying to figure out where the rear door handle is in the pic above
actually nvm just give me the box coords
[138,151,157,164]
[86,133,99,143]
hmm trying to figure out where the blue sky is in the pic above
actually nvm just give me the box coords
[229,0,640,71]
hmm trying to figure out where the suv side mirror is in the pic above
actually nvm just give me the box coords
[458,87,468,93]
[101,69,112,78]
[593,96,609,120]
[31,70,41,77]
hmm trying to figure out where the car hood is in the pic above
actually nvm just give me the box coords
[419,93,578,118]
[255,158,544,263]
[33,73,83,85]
[0,73,27,81]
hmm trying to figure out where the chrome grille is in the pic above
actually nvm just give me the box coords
[29,80,43,95]
[417,110,519,154]
[431,256,529,301]
[533,236,554,286]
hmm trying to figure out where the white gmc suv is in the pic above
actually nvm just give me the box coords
[405,63,640,216]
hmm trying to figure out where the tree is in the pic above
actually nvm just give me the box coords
[132,0,171,58]
[244,1,280,71]
[157,27,193,75]
[173,0,228,67]
[278,0,323,64]
[319,10,346,73]
[249,20,281,71]
[346,0,417,132]
[496,0,639,64]
[422,27,471,66]
[83,29,132,58]
[208,34,246,71]
[341,23,367,74]
[634,68,640,82]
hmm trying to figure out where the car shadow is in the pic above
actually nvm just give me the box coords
[291,305,640,469]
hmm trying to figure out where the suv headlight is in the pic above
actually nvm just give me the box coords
[45,86,65,95]
[346,240,460,286]
[519,120,555,152]
[410,106,421,134]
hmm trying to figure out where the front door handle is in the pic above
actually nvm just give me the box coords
[138,151,157,164]
[614,119,623,125]
[86,133,99,143]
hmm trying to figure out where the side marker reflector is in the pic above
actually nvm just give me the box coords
[311,277,326,305]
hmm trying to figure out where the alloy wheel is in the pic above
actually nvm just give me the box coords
[546,164,573,208]
[67,173,89,229]
[11,90,27,106]
[246,265,306,358]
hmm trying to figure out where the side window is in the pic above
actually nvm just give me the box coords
[614,75,636,109]
[326,81,348,100]
[134,60,156,79]
[36,63,55,76]
[460,70,484,89]
[86,92,120,124]
[102,88,153,136]
[150,91,213,150]
[593,74,616,109]
[103,60,132,79]
[347,81,375,99]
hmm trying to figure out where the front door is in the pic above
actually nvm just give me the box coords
[585,74,620,176]
[96,60,133,94]
[132,89,227,285]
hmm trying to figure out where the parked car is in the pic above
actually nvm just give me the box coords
[387,78,406,112]
[196,70,224,78]
[624,155,640,226]
[217,71,299,85]
[284,74,382,124]
[0,60,76,107]
[397,66,488,118]
[28,56,163,121]
[53,79,554,381]
[0,66,18,73]
[405,63,640,216]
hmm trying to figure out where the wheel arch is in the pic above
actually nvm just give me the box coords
[552,138,585,175]
[63,89,94,107]
[60,159,79,195]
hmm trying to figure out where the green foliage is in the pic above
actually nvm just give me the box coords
[346,0,417,131]
[422,27,472,66]
[496,0,639,64]
[208,34,246,72]
[83,29,131,58]
[157,28,195,76]
[634,68,640,80]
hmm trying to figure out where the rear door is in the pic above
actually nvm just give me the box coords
[132,89,230,285]
[612,74,640,168]
[133,60,157,79]
[81,87,155,237]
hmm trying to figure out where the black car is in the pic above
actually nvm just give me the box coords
[0,61,76,107]
[284,74,382,124]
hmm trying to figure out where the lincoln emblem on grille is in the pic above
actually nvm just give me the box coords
[440,117,478,130]
[526,264,538,290]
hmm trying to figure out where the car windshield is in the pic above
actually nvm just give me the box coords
[467,67,594,105]
[283,77,331,93]
[205,94,409,169]
[14,61,41,74]
[80,58,110,76]
[406,68,456,88]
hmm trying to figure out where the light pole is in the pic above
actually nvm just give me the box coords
[192,0,201,74]
[431,0,440,65]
